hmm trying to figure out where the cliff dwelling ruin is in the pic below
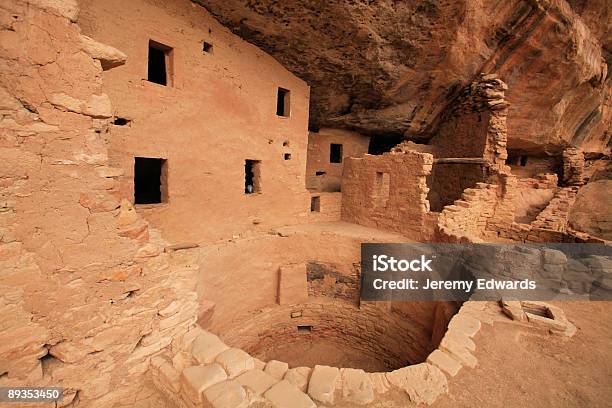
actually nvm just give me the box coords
[0,0,611,407]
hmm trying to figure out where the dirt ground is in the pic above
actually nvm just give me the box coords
[433,301,612,408]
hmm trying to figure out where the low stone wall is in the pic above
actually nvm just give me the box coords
[341,151,433,240]
[148,300,492,407]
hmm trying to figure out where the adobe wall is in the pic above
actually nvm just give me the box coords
[306,128,370,192]
[78,0,312,244]
[0,2,202,406]
[341,151,433,240]
[308,192,342,222]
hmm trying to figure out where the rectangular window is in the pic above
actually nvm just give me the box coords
[310,196,320,212]
[148,40,173,86]
[330,143,343,163]
[245,160,261,194]
[276,87,290,117]
[374,172,390,208]
[297,325,312,333]
[134,157,167,204]
[284,153,292,160]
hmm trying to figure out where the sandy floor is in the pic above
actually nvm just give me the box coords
[432,301,612,408]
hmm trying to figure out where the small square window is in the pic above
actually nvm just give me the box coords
[330,143,343,163]
[298,325,312,333]
[284,153,291,160]
[203,41,213,53]
[134,157,167,204]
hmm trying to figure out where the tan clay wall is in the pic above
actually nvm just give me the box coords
[78,0,311,243]
[341,151,433,240]
[308,192,342,222]
[306,128,370,192]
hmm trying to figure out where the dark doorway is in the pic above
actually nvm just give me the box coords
[276,88,290,117]
[245,160,261,194]
[134,157,166,204]
[148,40,172,86]
[330,143,343,163]
[310,196,321,212]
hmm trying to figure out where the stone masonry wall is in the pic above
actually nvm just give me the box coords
[427,74,510,209]
[0,2,201,406]
[341,151,433,240]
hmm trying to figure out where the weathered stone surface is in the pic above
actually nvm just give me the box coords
[386,363,448,405]
[369,372,391,394]
[236,369,277,395]
[181,364,228,403]
[200,0,610,155]
[307,365,340,404]
[79,35,127,70]
[426,350,462,377]
[215,348,255,378]
[192,331,230,365]
[264,380,316,408]
[203,380,248,408]
[340,368,374,405]
[283,367,311,392]
[264,360,289,380]
[447,315,482,338]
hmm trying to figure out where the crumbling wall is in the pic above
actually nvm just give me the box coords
[427,74,509,209]
[0,2,200,406]
[78,0,312,244]
[306,128,370,192]
[562,147,586,185]
[341,151,433,240]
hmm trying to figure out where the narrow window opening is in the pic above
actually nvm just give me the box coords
[374,172,390,208]
[113,117,131,126]
[297,325,312,333]
[310,196,320,212]
[148,40,173,86]
[284,153,292,160]
[330,143,343,163]
[202,41,213,53]
[134,157,167,204]
[520,156,528,166]
[315,171,326,176]
[245,160,261,194]
[276,87,290,117]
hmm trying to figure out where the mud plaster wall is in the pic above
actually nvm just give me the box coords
[78,0,311,244]
[0,1,202,407]
[308,192,341,222]
[341,151,433,240]
[306,128,370,192]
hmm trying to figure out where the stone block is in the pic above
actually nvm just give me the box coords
[426,350,462,377]
[264,380,316,408]
[181,364,227,403]
[278,264,308,305]
[215,348,255,378]
[192,331,229,365]
[264,360,289,380]
[369,372,390,394]
[307,365,340,404]
[447,314,481,338]
[203,380,248,408]
[386,363,448,405]
[340,368,374,405]
[236,369,277,395]
[284,366,311,392]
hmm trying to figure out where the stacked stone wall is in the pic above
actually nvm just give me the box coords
[341,151,433,240]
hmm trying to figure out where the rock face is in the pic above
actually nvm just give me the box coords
[568,180,612,240]
[196,0,610,154]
